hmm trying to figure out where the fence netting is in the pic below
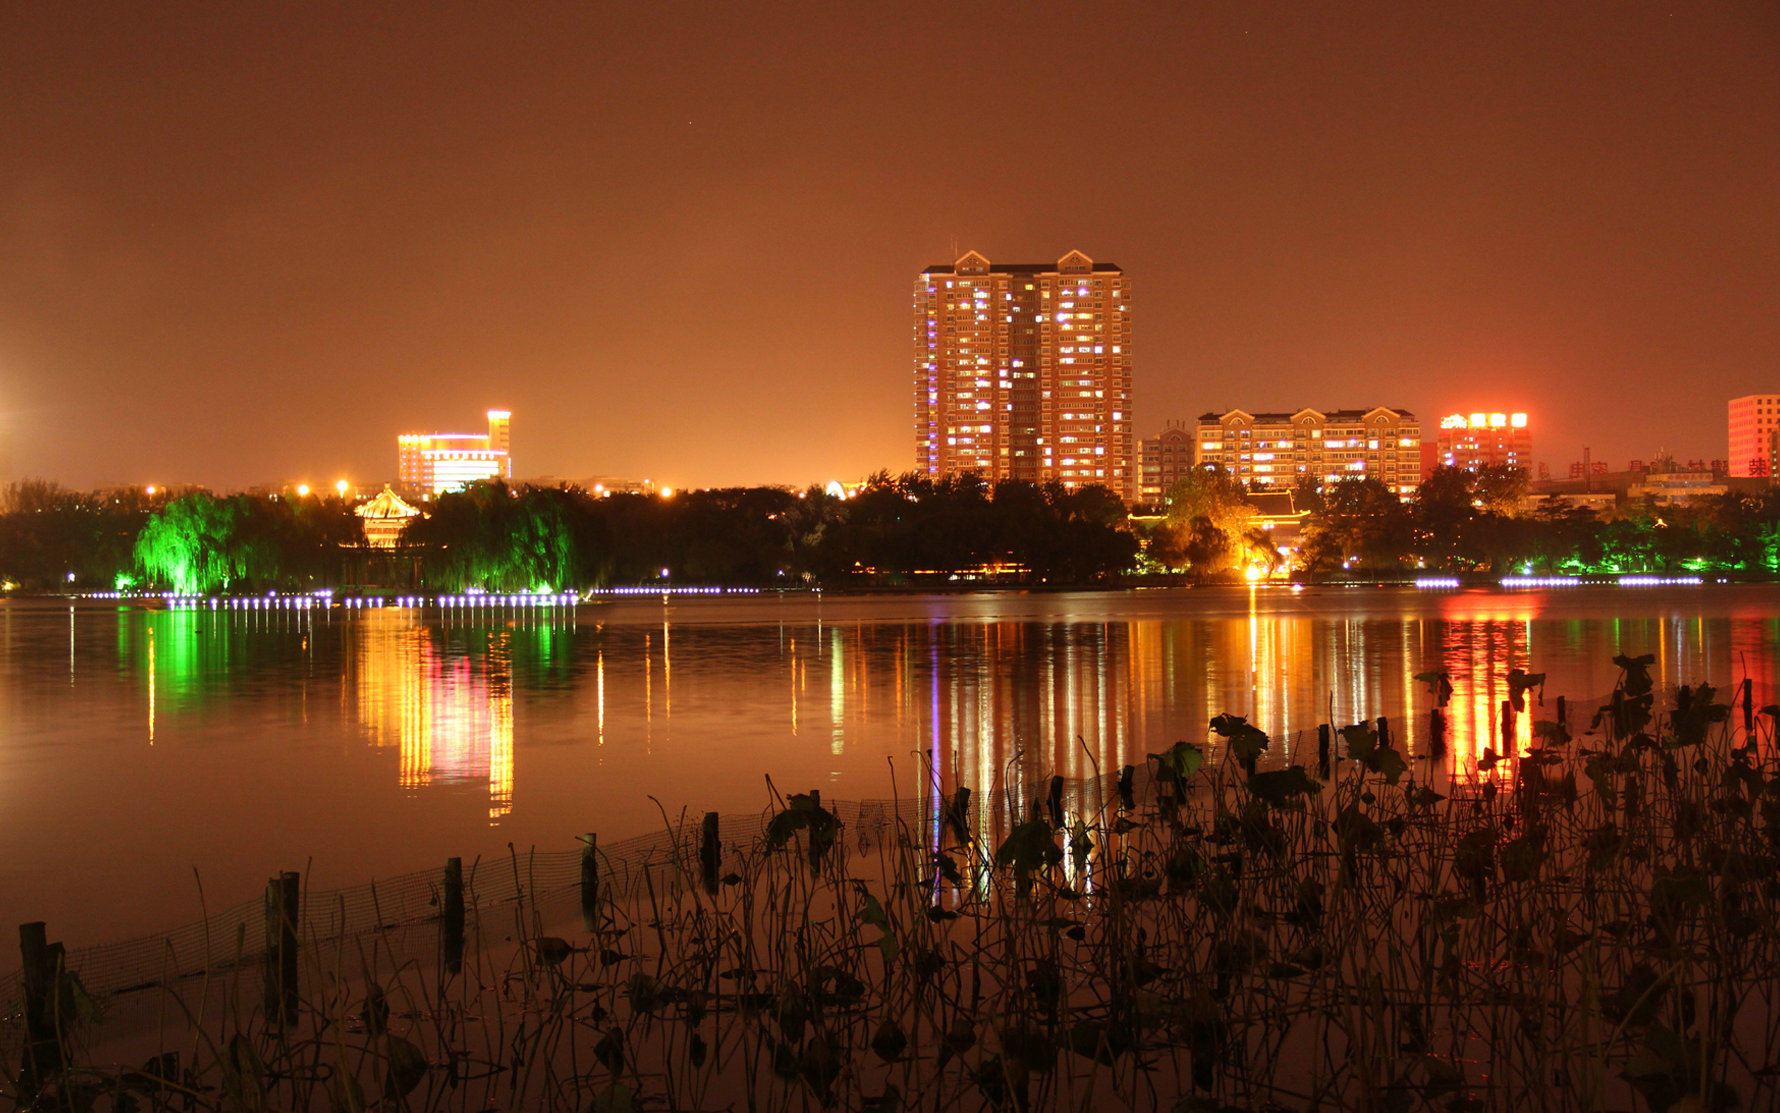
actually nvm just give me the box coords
[1,774,1128,1011]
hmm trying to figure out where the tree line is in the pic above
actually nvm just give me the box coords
[0,474,1137,594]
[5,466,1780,595]
[1143,465,1780,580]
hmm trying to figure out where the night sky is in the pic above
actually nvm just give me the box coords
[3,3,1776,492]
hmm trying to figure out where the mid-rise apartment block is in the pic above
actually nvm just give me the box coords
[915,250,1134,500]
[1195,407,1422,497]
[1435,412,1532,471]
[1728,395,1780,478]
[1139,422,1195,502]
[398,409,512,496]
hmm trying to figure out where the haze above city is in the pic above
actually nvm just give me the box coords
[2,3,1776,492]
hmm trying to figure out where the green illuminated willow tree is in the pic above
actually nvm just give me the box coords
[134,491,359,592]
[406,482,585,591]
[134,492,244,592]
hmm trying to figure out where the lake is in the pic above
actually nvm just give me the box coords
[2,584,1775,950]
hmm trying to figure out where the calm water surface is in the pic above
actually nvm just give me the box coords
[3,585,1777,947]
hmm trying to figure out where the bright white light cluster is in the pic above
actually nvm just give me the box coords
[1413,577,1462,589]
[392,593,578,607]
[215,596,323,610]
[1616,576,1704,587]
[157,592,334,610]
[1499,576,1581,588]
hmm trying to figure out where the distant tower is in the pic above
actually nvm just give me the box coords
[1727,395,1780,479]
[915,250,1135,500]
[1435,412,1531,471]
[487,410,512,478]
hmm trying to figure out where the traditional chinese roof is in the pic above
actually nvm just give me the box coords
[355,485,421,521]
[1246,491,1302,518]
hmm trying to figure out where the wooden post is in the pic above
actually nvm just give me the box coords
[18,921,61,1085]
[700,812,720,895]
[1428,707,1447,760]
[1556,695,1567,728]
[1500,699,1514,750]
[1316,724,1331,778]
[1376,716,1391,751]
[945,786,973,844]
[806,789,825,870]
[580,833,599,931]
[1046,776,1065,828]
[1116,765,1135,811]
[441,857,465,976]
[263,871,300,1027]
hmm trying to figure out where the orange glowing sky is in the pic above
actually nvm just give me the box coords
[1,3,1775,491]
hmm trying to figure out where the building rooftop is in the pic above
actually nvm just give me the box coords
[1197,407,1417,423]
[1246,491,1301,517]
[923,262,1123,275]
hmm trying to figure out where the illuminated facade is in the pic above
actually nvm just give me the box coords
[1139,422,1195,502]
[1727,395,1780,479]
[1435,412,1531,471]
[397,410,512,496]
[915,251,1135,500]
[1194,407,1422,496]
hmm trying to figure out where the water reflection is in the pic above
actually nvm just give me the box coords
[87,590,1780,821]
[1439,593,1538,768]
[349,611,537,823]
[19,589,1776,832]
[112,606,567,825]
[751,590,1780,805]
[8,589,1780,944]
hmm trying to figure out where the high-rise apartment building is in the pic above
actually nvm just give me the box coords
[398,409,512,496]
[1195,407,1422,497]
[1728,395,1780,478]
[1139,421,1195,502]
[915,250,1134,500]
[1435,412,1532,471]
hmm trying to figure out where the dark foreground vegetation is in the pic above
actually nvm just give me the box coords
[5,465,1780,594]
[8,656,1780,1111]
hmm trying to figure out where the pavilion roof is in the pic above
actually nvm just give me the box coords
[355,485,421,521]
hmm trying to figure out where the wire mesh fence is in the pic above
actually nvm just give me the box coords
[1,774,1126,1016]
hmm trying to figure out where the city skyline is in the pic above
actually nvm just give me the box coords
[2,4,1775,491]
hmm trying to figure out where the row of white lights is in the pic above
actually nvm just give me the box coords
[87,586,767,605]
[1416,574,1709,590]
[395,593,580,607]
[166,596,331,611]
[584,586,762,596]
[86,590,573,608]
